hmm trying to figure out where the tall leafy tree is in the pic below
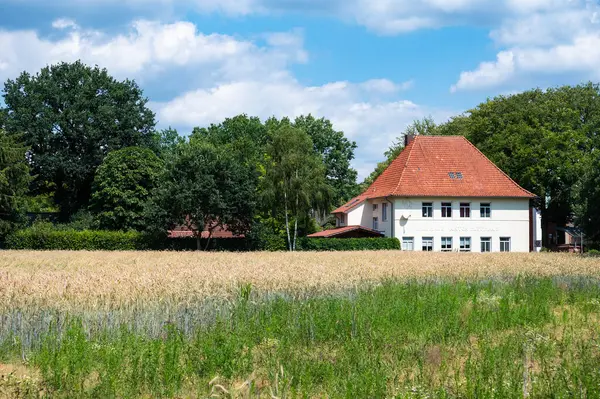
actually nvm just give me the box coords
[292,115,358,205]
[262,125,331,251]
[0,130,31,238]
[439,84,600,245]
[90,147,164,231]
[146,141,257,250]
[154,127,185,161]
[3,61,157,220]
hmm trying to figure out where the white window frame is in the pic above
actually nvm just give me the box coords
[480,203,491,218]
[442,202,452,218]
[500,237,511,252]
[373,217,379,231]
[422,202,433,218]
[339,214,346,226]
[481,237,491,253]
[441,237,453,252]
[460,237,471,252]
[460,203,471,218]
[402,237,414,251]
[382,203,388,222]
[422,237,434,252]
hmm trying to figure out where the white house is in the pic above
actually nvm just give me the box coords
[310,135,542,252]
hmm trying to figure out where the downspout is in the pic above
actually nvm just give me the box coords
[385,196,394,239]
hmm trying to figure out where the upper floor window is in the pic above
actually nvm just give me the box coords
[460,203,471,218]
[422,202,433,218]
[480,203,491,218]
[382,203,388,222]
[500,237,511,252]
[373,217,379,231]
[442,202,452,218]
[339,214,346,225]
[373,204,378,212]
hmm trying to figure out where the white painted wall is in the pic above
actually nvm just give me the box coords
[340,197,532,252]
[391,197,531,252]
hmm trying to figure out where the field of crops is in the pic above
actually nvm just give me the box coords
[1,251,600,398]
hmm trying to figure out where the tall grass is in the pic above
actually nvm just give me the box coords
[2,277,600,398]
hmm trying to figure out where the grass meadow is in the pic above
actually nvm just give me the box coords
[0,251,599,398]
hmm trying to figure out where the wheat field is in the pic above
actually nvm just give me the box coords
[1,250,598,311]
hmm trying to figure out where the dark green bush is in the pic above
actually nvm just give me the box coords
[298,237,400,251]
[6,228,147,251]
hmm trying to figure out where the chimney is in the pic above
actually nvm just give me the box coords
[404,133,416,147]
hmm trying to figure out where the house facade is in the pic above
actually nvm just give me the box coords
[316,135,542,252]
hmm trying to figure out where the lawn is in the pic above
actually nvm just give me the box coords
[1,251,599,398]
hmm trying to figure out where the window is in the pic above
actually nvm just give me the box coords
[442,202,452,218]
[339,214,346,226]
[373,204,378,211]
[402,237,414,251]
[422,237,433,252]
[460,237,471,252]
[382,203,388,222]
[422,202,433,218]
[373,217,379,231]
[500,237,511,252]
[480,203,491,218]
[460,203,471,218]
[441,237,453,252]
[481,237,491,253]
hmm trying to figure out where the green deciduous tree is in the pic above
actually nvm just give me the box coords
[90,147,164,231]
[146,141,257,250]
[3,61,157,220]
[439,84,600,245]
[0,130,31,238]
[262,125,331,251]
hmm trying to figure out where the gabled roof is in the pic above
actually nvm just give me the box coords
[333,136,534,214]
[307,225,384,238]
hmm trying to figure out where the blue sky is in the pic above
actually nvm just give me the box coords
[2,0,600,179]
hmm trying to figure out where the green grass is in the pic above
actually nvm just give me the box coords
[2,277,600,398]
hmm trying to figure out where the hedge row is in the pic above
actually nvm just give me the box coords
[297,237,400,251]
[5,228,400,251]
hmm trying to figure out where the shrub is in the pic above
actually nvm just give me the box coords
[6,229,147,251]
[298,237,400,251]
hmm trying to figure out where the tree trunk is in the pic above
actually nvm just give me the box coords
[284,189,292,251]
[196,234,201,251]
[293,192,299,251]
[204,228,215,251]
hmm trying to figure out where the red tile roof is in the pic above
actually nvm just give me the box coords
[307,225,384,238]
[168,225,244,239]
[334,136,534,214]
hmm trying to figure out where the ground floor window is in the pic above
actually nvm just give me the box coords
[500,237,511,252]
[481,237,491,253]
[422,237,433,252]
[460,237,471,252]
[373,217,378,231]
[441,237,453,252]
[402,237,414,251]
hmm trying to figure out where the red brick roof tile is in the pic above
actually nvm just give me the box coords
[333,136,534,214]
[307,225,384,238]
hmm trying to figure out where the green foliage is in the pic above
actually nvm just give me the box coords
[153,127,185,160]
[440,84,600,241]
[3,61,157,220]
[298,237,400,251]
[145,140,257,249]
[4,278,600,397]
[0,130,31,239]
[5,227,147,250]
[577,150,600,247]
[90,147,164,231]
[263,124,331,250]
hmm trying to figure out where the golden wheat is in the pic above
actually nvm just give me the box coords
[0,251,598,311]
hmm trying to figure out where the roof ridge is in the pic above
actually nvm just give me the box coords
[458,136,535,197]
[391,138,416,195]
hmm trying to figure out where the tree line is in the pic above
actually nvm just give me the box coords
[1,61,599,249]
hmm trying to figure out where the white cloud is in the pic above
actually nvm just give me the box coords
[154,76,449,179]
[452,0,600,91]
[51,18,78,30]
